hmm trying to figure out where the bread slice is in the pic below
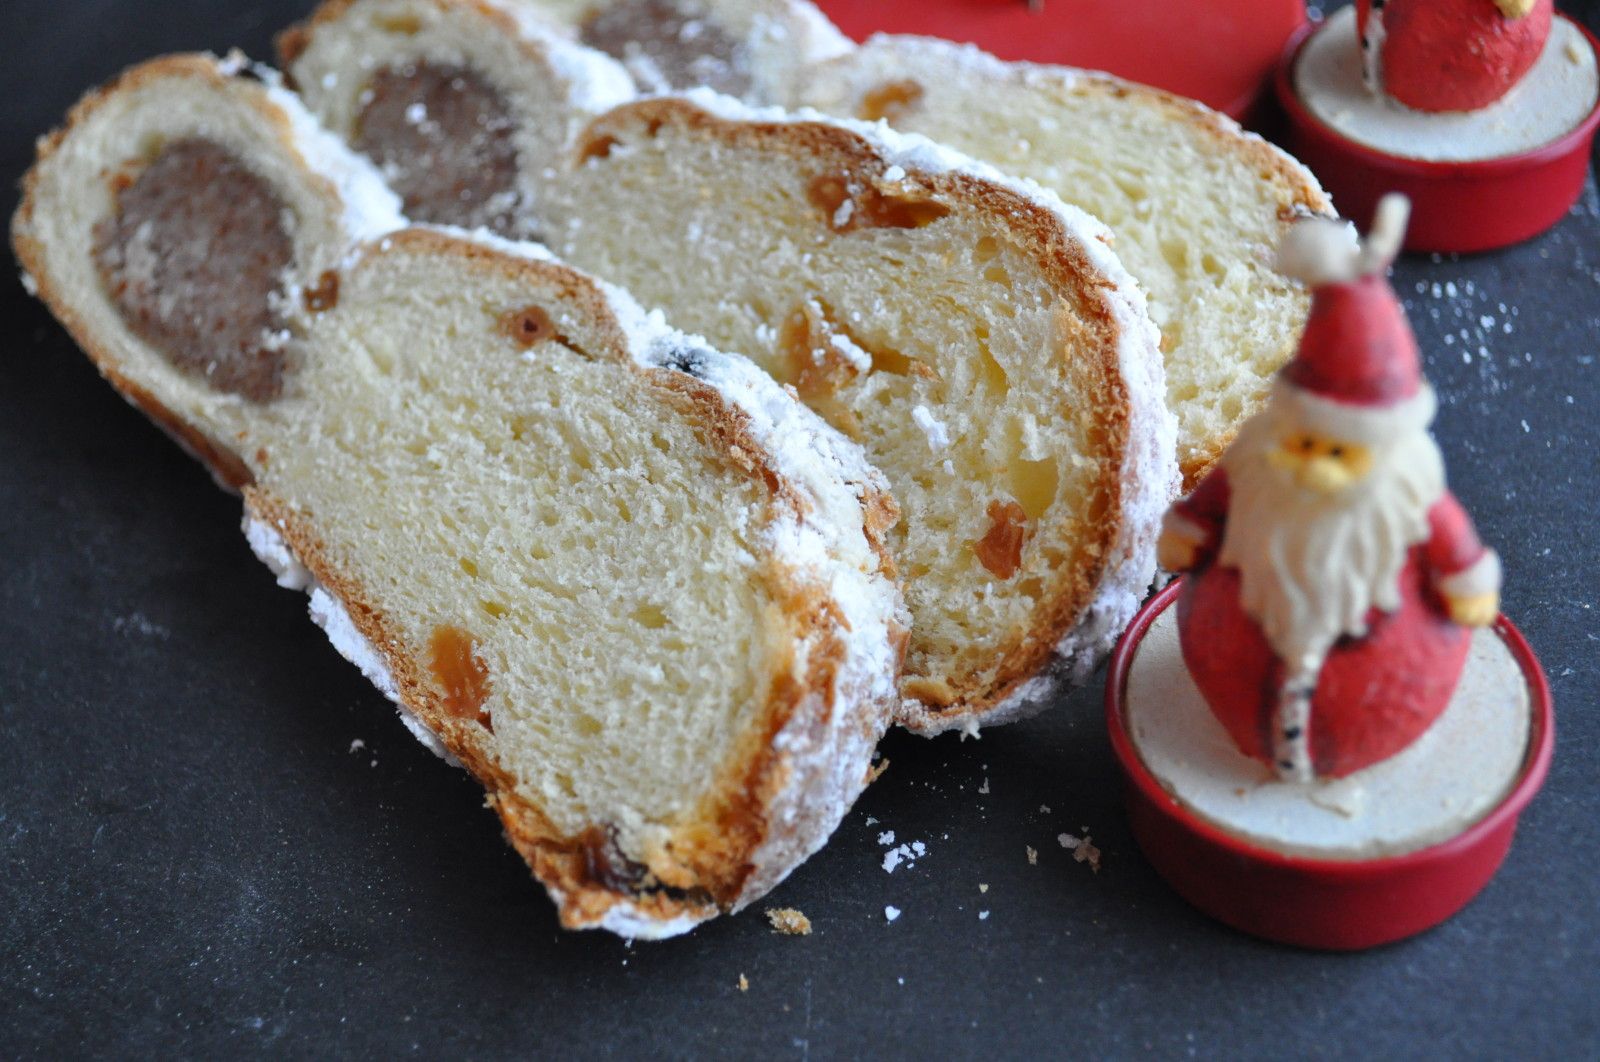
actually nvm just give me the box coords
[285,0,1178,733]
[795,36,1335,486]
[13,53,905,938]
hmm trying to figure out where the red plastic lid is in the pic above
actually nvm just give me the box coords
[1105,580,1554,950]
[813,0,1308,119]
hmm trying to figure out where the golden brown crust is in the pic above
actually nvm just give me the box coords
[573,97,1133,721]
[276,0,360,69]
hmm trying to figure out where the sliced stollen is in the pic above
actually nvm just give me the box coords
[793,36,1335,486]
[13,54,905,938]
[287,8,1178,733]
[483,1,1335,485]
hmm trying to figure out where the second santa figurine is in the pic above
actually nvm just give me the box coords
[1157,195,1501,783]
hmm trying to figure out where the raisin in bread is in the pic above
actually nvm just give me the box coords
[797,36,1335,486]
[286,2,1178,732]
[13,54,904,938]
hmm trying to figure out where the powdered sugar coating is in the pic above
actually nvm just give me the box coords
[910,404,950,453]
[762,0,853,64]
[243,513,313,590]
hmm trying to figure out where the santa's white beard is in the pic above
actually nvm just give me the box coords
[1218,408,1445,675]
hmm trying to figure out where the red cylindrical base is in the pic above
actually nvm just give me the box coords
[1105,581,1554,951]
[1274,16,1600,253]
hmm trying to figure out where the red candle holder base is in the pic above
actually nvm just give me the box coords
[1105,580,1554,951]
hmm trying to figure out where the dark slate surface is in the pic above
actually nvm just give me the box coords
[2,1,1596,1057]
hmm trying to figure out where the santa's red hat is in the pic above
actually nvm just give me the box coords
[1271,194,1435,445]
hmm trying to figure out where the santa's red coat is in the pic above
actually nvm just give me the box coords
[1356,0,1553,113]
[1172,468,1492,777]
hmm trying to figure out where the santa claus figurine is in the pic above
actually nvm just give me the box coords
[1357,0,1553,112]
[1157,194,1501,783]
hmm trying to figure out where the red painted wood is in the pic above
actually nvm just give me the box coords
[813,0,1307,119]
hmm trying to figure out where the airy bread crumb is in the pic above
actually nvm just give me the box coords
[1059,831,1102,872]
[766,907,813,935]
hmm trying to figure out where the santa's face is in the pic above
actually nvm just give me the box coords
[1266,430,1373,495]
[1217,396,1445,672]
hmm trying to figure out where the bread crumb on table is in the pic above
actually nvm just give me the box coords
[766,907,812,935]
[738,973,749,992]
[1058,831,1102,872]
[1026,845,1038,866]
